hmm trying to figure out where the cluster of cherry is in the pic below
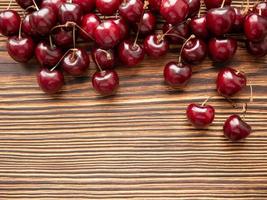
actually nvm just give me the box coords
[0,0,266,141]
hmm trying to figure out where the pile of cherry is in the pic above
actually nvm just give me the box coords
[0,0,267,141]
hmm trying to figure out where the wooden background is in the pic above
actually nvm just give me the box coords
[0,0,267,199]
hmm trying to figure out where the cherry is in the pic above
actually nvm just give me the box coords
[216,67,247,98]
[119,0,144,23]
[204,0,232,9]
[35,41,63,67]
[22,14,39,38]
[92,47,115,69]
[144,34,169,58]
[37,68,64,94]
[246,36,267,57]
[164,61,192,87]
[223,114,251,141]
[52,27,74,48]
[253,2,267,18]
[181,37,207,64]
[148,0,161,12]
[0,10,21,36]
[58,2,83,24]
[163,22,190,44]
[7,36,35,63]
[41,0,66,13]
[244,13,267,42]
[190,15,209,39]
[160,0,189,25]
[96,0,121,15]
[186,0,201,17]
[206,6,236,36]
[61,48,90,76]
[16,0,36,9]
[118,40,145,67]
[92,70,119,96]
[80,13,101,41]
[208,37,237,62]
[232,7,245,32]
[93,20,121,49]
[73,0,95,13]
[134,11,156,36]
[111,17,129,41]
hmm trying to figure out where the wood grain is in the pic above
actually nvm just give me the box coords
[0,0,267,199]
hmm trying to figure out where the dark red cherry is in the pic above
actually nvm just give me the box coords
[190,15,209,39]
[186,0,201,17]
[253,2,267,18]
[160,0,189,25]
[206,6,236,36]
[144,34,169,58]
[35,41,63,67]
[208,37,237,62]
[22,14,39,37]
[244,13,267,42]
[37,68,64,94]
[186,103,215,128]
[223,114,251,141]
[92,47,115,69]
[216,67,247,97]
[118,40,145,67]
[73,0,95,13]
[80,13,101,41]
[0,10,20,36]
[7,36,35,63]
[232,7,245,32]
[16,0,36,9]
[92,70,119,96]
[61,48,89,76]
[204,0,232,9]
[164,61,192,87]
[96,0,121,15]
[119,0,144,22]
[41,0,66,13]
[148,0,161,12]
[246,36,267,57]
[52,27,74,48]
[135,11,156,35]
[58,2,82,24]
[111,17,129,40]
[29,7,57,36]
[163,22,190,44]
[181,37,207,64]
[93,20,121,49]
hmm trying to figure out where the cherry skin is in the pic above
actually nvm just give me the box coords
[7,36,35,63]
[73,0,95,13]
[181,37,207,64]
[186,0,201,17]
[223,114,251,141]
[148,0,161,12]
[253,2,267,18]
[111,17,129,41]
[52,27,74,48]
[244,13,267,42]
[186,103,215,128]
[208,38,237,62]
[16,0,36,9]
[92,70,119,96]
[96,0,121,16]
[29,7,57,36]
[163,22,190,44]
[190,15,209,39]
[216,67,247,98]
[118,40,145,67]
[135,11,156,36]
[93,20,121,49]
[22,14,39,37]
[0,10,21,36]
[61,48,90,76]
[119,0,144,23]
[144,34,169,58]
[204,0,232,9]
[80,13,101,41]
[160,0,189,25]
[41,0,66,13]
[164,61,192,88]
[206,6,236,36]
[58,2,83,24]
[246,36,267,57]
[35,41,63,67]
[232,7,245,32]
[37,68,64,94]
[92,47,115,70]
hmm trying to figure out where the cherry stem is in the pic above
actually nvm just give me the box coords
[7,0,12,10]
[242,103,248,120]
[259,8,262,16]
[49,34,54,49]
[221,0,226,8]
[94,52,103,72]
[25,5,37,12]
[50,48,77,71]
[18,20,22,39]
[201,95,215,107]
[98,49,112,60]
[32,0,39,10]
[178,34,195,63]
[226,97,238,108]
[72,25,76,49]
[164,33,187,40]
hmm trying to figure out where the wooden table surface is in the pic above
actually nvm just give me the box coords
[0,0,267,199]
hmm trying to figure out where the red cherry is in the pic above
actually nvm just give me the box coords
[92,47,115,70]
[190,15,209,39]
[186,0,201,17]
[148,0,161,12]
[16,0,37,9]
[80,13,101,41]
[0,10,21,36]
[134,11,156,36]
[232,7,245,32]
[163,22,190,44]
[216,67,247,97]
[22,14,39,37]
[92,70,119,96]
[208,37,237,62]
[181,37,207,64]
[37,68,64,94]
[58,2,83,24]
[96,0,121,15]
[35,41,63,67]
[61,48,90,76]
[253,2,267,18]
[186,103,215,128]
[111,17,129,41]
[160,0,189,25]
[119,0,144,22]
[206,6,236,36]
[246,36,267,57]
[164,61,192,87]
[223,114,251,141]
[118,40,145,67]
[144,34,169,58]
[73,0,95,13]
[204,0,232,9]
[41,0,66,13]
[52,27,74,48]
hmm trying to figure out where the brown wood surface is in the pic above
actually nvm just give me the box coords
[0,0,267,199]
